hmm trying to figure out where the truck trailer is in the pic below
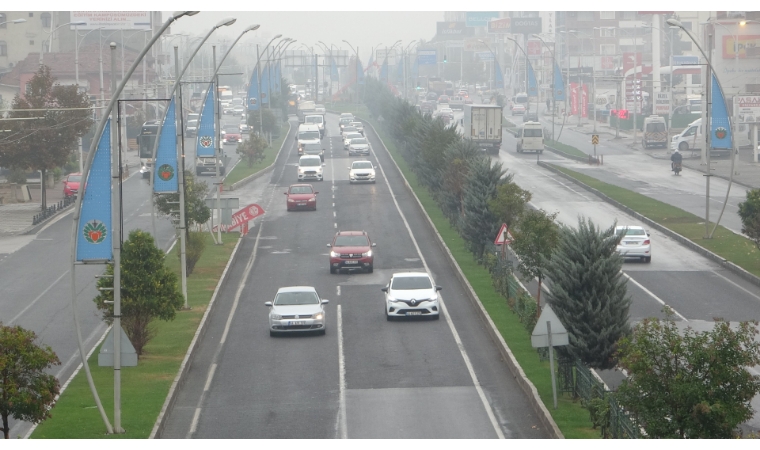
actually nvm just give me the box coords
[462,104,503,155]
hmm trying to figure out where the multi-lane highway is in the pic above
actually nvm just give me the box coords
[158,114,551,439]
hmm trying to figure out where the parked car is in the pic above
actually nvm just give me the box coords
[348,160,376,184]
[63,172,82,197]
[327,230,376,273]
[265,286,328,336]
[284,184,318,211]
[615,225,651,263]
[381,272,441,320]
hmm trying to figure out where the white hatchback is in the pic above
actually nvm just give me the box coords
[382,272,441,320]
[615,226,652,263]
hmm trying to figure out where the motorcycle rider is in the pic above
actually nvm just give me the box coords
[671,148,683,172]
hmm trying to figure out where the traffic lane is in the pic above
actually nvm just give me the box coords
[359,117,550,438]
[193,133,342,438]
[329,137,503,438]
[160,121,300,439]
[498,150,760,322]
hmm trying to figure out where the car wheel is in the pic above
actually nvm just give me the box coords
[679,142,689,152]
[367,265,373,273]
[319,328,326,336]
[330,266,336,274]
[645,256,651,263]
[433,314,440,320]
[386,311,392,321]
[269,330,277,337]
[196,169,202,176]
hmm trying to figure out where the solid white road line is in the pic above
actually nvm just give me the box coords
[9,271,68,325]
[710,270,760,303]
[370,143,506,439]
[203,364,217,392]
[622,272,688,322]
[337,305,347,439]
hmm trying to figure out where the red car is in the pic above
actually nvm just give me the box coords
[437,95,450,104]
[285,184,318,211]
[63,172,82,197]
[327,230,376,274]
[222,126,241,145]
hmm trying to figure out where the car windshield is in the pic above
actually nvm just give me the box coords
[289,186,314,194]
[524,128,543,137]
[646,123,666,132]
[343,127,357,133]
[306,116,322,123]
[346,133,362,140]
[617,228,646,236]
[351,138,367,145]
[340,118,353,124]
[67,175,82,182]
[299,131,320,140]
[224,127,238,133]
[352,162,373,169]
[274,291,320,305]
[187,120,198,127]
[392,276,433,290]
[303,143,321,151]
[300,158,321,167]
[351,122,363,127]
[334,236,370,247]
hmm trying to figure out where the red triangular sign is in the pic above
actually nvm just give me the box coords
[494,223,513,245]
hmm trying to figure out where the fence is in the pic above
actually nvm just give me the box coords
[32,195,76,225]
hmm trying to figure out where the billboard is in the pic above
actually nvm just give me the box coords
[734,95,760,117]
[511,17,542,34]
[476,52,494,61]
[376,49,397,66]
[721,35,760,59]
[527,40,542,59]
[654,92,671,115]
[487,18,511,34]
[465,11,500,27]
[464,38,492,52]
[436,21,474,39]
[70,11,152,30]
[417,50,437,65]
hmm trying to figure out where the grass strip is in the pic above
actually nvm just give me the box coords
[550,164,760,278]
[223,123,288,188]
[358,115,598,438]
[30,233,237,438]
[545,139,589,159]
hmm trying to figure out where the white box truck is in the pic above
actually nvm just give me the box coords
[297,100,316,123]
[463,104,503,154]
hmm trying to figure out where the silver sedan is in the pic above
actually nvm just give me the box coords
[265,286,329,336]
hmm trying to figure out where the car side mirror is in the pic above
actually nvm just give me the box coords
[322,163,326,167]
[381,287,388,292]
[314,192,319,194]
[265,301,273,307]
[327,243,332,248]
[347,167,351,169]
[435,286,442,291]
[321,299,330,304]
[371,243,377,247]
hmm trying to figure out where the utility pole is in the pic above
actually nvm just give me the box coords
[174,47,189,308]
[704,31,713,239]
[214,45,222,244]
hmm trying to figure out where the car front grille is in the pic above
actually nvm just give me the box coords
[340,253,363,258]
[281,314,313,319]
[395,309,433,315]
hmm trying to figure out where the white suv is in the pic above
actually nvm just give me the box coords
[348,160,375,184]
[382,272,441,320]
[297,155,324,182]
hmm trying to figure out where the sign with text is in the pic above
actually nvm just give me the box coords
[464,37,492,52]
[721,35,760,59]
[527,40,542,58]
[436,21,475,39]
[417,50,437,65]
[230,203,265,230]
[654,92,671,115]
[487,18,511,34]
[734,95,760,118]
[476,52,495,61]
[70,11,151,30]
[465,11,500,27]
[511,17,542,34]
[673,55,699,65]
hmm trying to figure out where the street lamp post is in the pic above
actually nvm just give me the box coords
[75,26,104,172]
[403,40,417,100]
[533,34,556,140]
[40,21,86,65]
[254,34,283,135]
[507,37,538,115]
[342,40,360,110]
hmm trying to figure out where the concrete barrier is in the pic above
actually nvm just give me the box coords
[362,117,564,439]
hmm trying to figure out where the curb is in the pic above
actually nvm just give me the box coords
[150,235,245,439]
[362,117,564,439]
[227,121,293,191]
[538,161,760,290]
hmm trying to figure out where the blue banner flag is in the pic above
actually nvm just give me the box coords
[196,83,216,157]
[153,97,179,193]
[494,60,504,90]
[527,61,538,97]
[553,63,566,101]
[261,63,270,105]
[366,52,374,77]
[273,61,281,94]
[76,119,113,262]
[331,56,339,81]
[247,67,260,111]
[356,56,365,85]
[412,59,418,81]
[710,73,733,149]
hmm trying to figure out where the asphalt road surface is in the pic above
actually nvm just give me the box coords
[158,115,550,439]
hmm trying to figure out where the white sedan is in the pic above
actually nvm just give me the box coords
[382,272,441,320]
[343,132,363,149]
[348,160,376,184]
[265,286,329,336]
[615,226,651,263]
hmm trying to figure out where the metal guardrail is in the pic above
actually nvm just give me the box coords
[32,195,76,225]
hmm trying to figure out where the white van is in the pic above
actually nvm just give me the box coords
[642,115,668,148]
[670,118,731,156]
[515,122,544,153]
[304,114,325,137]
[296,124,321,156]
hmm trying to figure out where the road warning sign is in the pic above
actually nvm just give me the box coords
[591,134,599,145]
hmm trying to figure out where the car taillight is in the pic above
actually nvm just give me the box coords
[643,240,650,245]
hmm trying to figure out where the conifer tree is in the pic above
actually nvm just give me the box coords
[459,157,507,259]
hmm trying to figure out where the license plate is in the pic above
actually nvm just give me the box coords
[344,260,358,264]
[406,311,422,316]
[297,203,306,206]
[625,241,638,245]
[288,321,304,326]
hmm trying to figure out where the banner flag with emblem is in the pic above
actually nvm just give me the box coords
[153,96,179,193]
[366,52,374,77]
[247,66,260,111]
[261,62,270,105]
[274,61,281,93]
[331,56,339,81]
[76,118,112,262]
[196,82,216,157]
[527,61,538,97]
[554,62,566,101]
[710,73,732,149]
[396,57,404,81]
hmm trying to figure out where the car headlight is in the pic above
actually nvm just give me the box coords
[330,251,339,257]
[387,296,398,303]
[307,198,316,202]
[363,250,372,257]
[313,312,324,320]
[298,168,305,174]
[287,199,295,203]
[270,313,282,320]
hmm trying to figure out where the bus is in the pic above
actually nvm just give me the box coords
[138,120,160,179]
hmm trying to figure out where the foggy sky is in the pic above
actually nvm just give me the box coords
[163,11,442,62]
